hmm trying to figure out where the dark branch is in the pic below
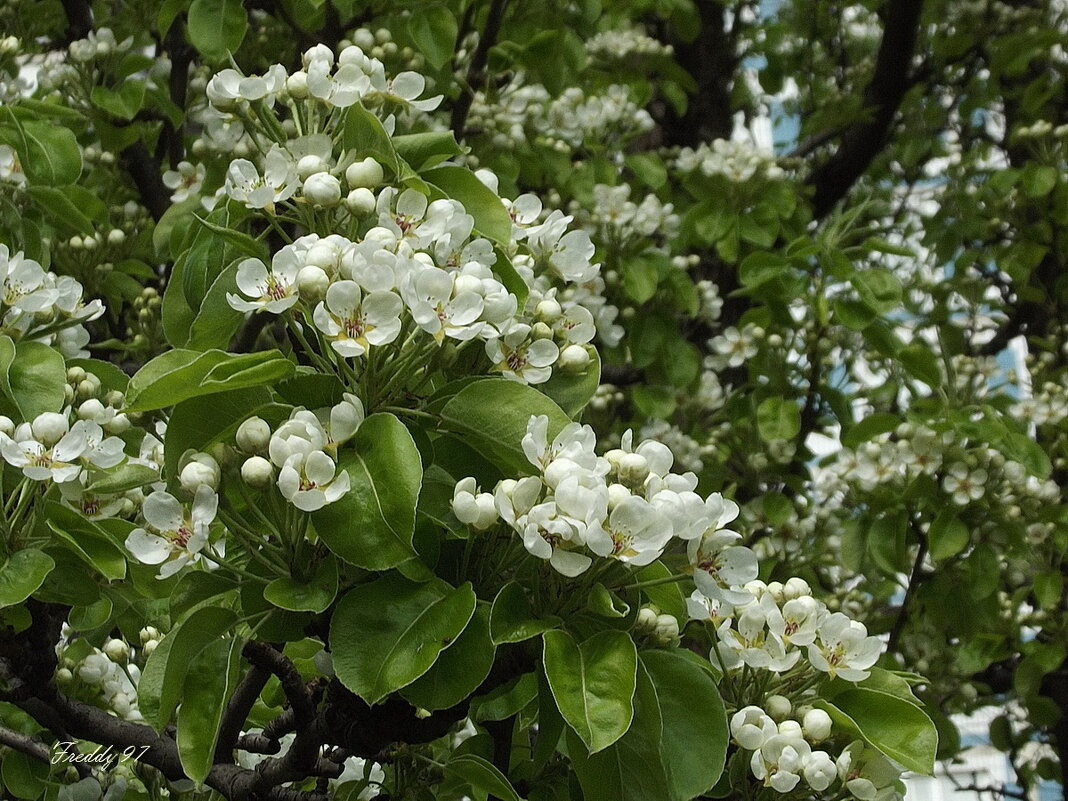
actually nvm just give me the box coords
[216,662,271,763]
[887,516,930,652]
[451,0,510,137]
[0,726,51,763]
[121,140,170,222]
[59,0,93,43]
[660,0,737,146]
[807,0,925,218]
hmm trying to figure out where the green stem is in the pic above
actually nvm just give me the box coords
[616,572,691,592]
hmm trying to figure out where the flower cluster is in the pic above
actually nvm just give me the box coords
[56,630,144,722]
[574,183,679,250]
[467,80,653,153]
[674,136,784,183]
[697,579,882,681]
[454,415,751,577]
[585,27,674,60]
[0,245,105,356]
[730,704,905,799]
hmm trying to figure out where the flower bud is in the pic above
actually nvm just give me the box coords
[535,298,562,323]
[104,413,131,434]
[56,667,74,684]
[531,322,553,340]
[802,708,833,742]
[297,155,328,180]
[139,626,160,645]
[618,452,650,485]
[31,412,69,445]
[635,606,658,633]
[77,398,106,421]
[78,654,110,685]
[345,157,384,189]
[606,483,630,510]
[297,265,331,302]
[303,172,342,207]
[558,344,591,373]
[778,719,803,738]
[236,416,271,453]
[103,638,130,664]
[783,577,811,600]
[286,70,309,99]
[345,187,376,215]
[653,613,679,643]
[241,455,275,488]
[765,694,792,721]
[179,453,221,492]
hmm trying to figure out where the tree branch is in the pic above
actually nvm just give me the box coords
[0,726,51,763]
[807,0,926,218]
[451,0,510,137]
[122,141,169,222]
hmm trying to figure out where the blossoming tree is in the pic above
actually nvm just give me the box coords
[0,1,1064,800]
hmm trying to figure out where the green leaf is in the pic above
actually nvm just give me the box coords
[820,688,938,775]
[330,574,477,704]
[440,379,571,475]
[407,5,458,69]
[587,583,629,618]
[489,582,561,644]
[542,629,637,753]
[176,637,242,785]
[0,549,54,609]
[1034,571,1063,610]
[403,605,495,710]
[423,165,512,242]
[138,605,238,730]
[90,79,146,120]
[634,561,687,625]
[927,511,969,561]
[2,750,50,800]
[446,754,524,801]
[833,297,875,330]
[539,349,601,417]
[898,344,941,387]
[124,349,294,412]
[1022,164,1057,197]
[46,503,127,581]
[164,386,274,479]
[0,115,82,185]
[86,462,161,495]
[187,0,248,60]
[641,650,728,799]
[841,413,900,450]
[622,255,660,302]
[392,131,464,171]
[343,104,401,176]
[471,672,538,723]
[868,512,907,575]
[567,662,673,801]
[756,396,801,441]
[264,555,338,613]
[0,337,66,422]
[852,268,902,313]
[312,413,421,570]
[632,384,676,418]
[999,430,1052,479]
[26,186,96,234]
[738,251,789,289]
